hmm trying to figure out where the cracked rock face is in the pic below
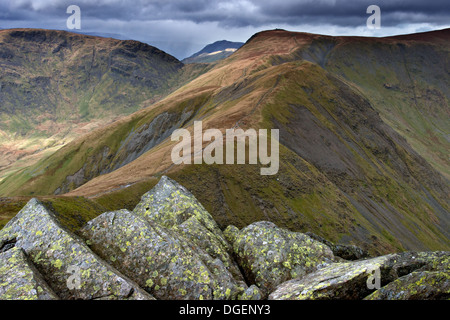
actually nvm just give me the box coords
[0,199,153,300]
[133,176,243,282]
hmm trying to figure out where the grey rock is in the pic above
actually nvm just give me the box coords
[133,176,244,282]
[269,251,450,300]
[232,221,335,296]
[80,209,246,300]
[223,225,240,246]
[238,285,263,300]
[0,199,153,300]
[269,255,393,300]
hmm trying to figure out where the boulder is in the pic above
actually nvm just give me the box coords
[365,253,450,300]
[269,251,450,300]
[232,221,335,296]
[133,176,243,281]
[0,246,59,300]
[269,255,392,300]
[365,270,449,300]
[0,199,153,300]
[80,209,246,300]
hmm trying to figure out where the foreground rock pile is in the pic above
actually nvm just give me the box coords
[0,176,448,300]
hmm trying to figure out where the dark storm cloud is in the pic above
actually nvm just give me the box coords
[251,0,450,27]
[4,0,449,26]
[1,0,449,58]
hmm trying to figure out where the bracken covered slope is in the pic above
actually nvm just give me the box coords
[0,29,449,256]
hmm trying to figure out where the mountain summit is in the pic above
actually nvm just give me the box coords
[0,28,208,182]
[182,40,244,64]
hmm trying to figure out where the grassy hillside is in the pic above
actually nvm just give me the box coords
[0,29,212,183]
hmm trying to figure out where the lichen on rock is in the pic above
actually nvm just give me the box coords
[0,198,153,300]
[365,270,450,300]
[133,176,242,282]
[232,221,335,296]
[80,209,246,300]
[0,176,448,301]
[0,246,59,300]
[133,176,223,237]
[238,284,263,300]
[223,225,240,246]
[269,251,450,300]
[269,255,393,300]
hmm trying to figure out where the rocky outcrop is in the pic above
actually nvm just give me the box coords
[229,221,335,296]
[269,252,450,300]
[0,199,153,300]
[366,271,449,300]
[133,176,241,280]
[365,253,450,300]
[0,176,448,300]
[79,209,246,300]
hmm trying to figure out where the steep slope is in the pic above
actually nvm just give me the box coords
[0,29,183,132]
[0,29,208,183]
[297,30,450,179]
[1,29,449,255]
[182,40,244,64]
[1,177,449,300]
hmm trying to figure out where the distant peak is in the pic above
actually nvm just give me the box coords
[182,40,244,64]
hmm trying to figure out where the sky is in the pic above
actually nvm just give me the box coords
[0,0,449,59]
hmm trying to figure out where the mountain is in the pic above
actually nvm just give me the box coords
[0,29,211,183]
[1,176,448,300]
[182,40,244,64]
[0,29,449,257]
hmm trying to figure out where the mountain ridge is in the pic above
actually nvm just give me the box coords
[0,28,213,184]
[1,176,448,300]
[0,28,449,256]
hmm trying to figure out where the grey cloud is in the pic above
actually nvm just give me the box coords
[0,0,448,59]
[6,0,449,26]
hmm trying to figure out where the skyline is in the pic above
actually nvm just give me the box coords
[1,0,449,59]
